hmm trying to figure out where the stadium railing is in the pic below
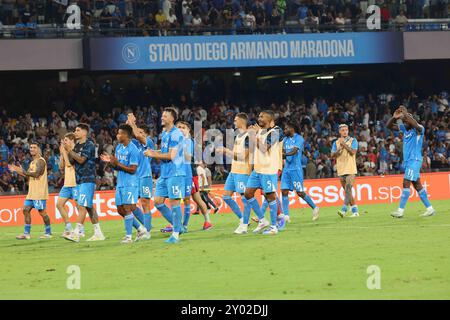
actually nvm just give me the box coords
[0,19,449,39]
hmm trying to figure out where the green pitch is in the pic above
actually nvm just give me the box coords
[0,200,449,300]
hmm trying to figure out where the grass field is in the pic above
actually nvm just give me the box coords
[0,200,449,300]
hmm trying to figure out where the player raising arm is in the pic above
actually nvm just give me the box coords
[127,113,155,241]
[387,106,435,218]
[9,142,52,239]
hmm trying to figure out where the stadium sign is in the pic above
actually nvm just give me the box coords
[86,32,404,70]
[0,172,447,227]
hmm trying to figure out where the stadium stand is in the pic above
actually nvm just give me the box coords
[0,0,448,38]
[0,83,448,195]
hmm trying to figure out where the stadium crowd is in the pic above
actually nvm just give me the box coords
[0,0,448,36]
[0,82,448,195]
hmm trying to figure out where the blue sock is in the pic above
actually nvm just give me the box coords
[351,205,359,214]
[183,204,191,227]
[45,224,51,235]
[124,214,134,236]
[24,224,31,235]
[282,195,290,216]
[399,188,411,209]
[250,198,264,219]
[65,222,72,231]
[223,195,243,219]
[133,207,145,224]
[341,204,347,212]
[268,200,278,226]
[303,194,317,209]
[132,217,141,230]
[243,198,251,224]
[156,204,173,224]
[172,205,182,233]
[261,198,269,214]
[143,212,152,231]
[80,224,85,234]
[418,189,431,208]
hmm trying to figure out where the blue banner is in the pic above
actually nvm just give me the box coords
[87,32,404,70]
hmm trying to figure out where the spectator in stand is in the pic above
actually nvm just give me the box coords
[298,1,308,31]
[111,6,123,29]
[192,13,203,27]
[244,10,256,31]
[395,10,409,26]
[0,75,448,194]
[322,10,335,32]
[99,6,113,29]
[380,3,391,28]
[124,12,137,29]
[0,138,9,162]
[162,0,172,20]
[269,7,282,30]
[167,9,179,29]
[183,8,194,27]
[155,8,168,34]
[305,9,319,32]
[335,11,346,32]
[0,0,447,37]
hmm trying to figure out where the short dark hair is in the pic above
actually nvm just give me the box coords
[64,133,76,141]
[261,110,275,119]
[285,122,298,133]
[119,124,133,138]
[29,142,41,154]
[164,107,178,122]
[235,112,248,122]
[76,123,90,132]
[137,124,150,135]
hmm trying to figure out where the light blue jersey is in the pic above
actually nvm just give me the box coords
[182,138,194,179]
[283,133,304,171]
[160,126,186,178]
[115,142,140,187]
[399,124,424,181]
[399,124,424,163]
[132,137,155,178]
[182,138,194,197]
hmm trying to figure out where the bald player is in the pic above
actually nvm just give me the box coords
[239,110,284,235]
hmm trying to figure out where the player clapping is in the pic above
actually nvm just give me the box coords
[280,122,320,223]
[9,143,52,240]
[144,108,186,244]
[100,124,146,243]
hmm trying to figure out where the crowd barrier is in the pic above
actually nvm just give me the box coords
[0,172,448,227]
